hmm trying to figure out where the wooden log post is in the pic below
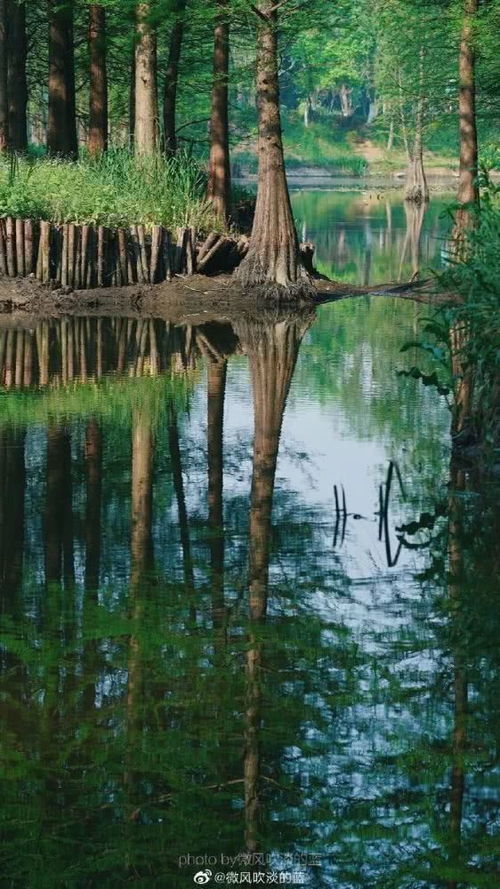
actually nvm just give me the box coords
[61,223,69,285]
[37,221,52,283]
[6,217,16,276]
[117,228,128,285]
[130,224,145,283]
[150,224,162,283]
[197,231,220,265]
[162,229,172,280]
[97,225,106,287]
[0,219,7,275]
[186,226,196,276]
[24,219,35,275]
[68,223,76,288]
[15,218,25,277]
[137,224,149,283]
[73,225,82,289]
[198,234,231,274]
[175,227,189,274]
[81,224,91,288]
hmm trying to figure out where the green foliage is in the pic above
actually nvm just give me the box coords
[399,177,500,453]
[0,150,223,231]
[442,178,500,448]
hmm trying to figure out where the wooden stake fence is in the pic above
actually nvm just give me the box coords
[0,217,251,288]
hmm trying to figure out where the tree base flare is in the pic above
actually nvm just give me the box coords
[234,251,316,302]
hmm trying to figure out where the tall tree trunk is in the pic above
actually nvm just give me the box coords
[235,2,310,295]
[88,4,108,156]
[456,0,479,229]
[47,0,78,158]
[0,0,8,151]
[450,0,479,439]
[207,359,227,643]
[7,0,28,152]
[207,0,231,223]
[134,2,157,155]
[405,47,429,204]
[129,44,135,147]
[163,0,186,156]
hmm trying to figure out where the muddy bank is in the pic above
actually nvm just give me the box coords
[0,271,442,328]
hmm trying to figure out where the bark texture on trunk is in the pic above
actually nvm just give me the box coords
[405,48,429,204]
[450,0,480,436]
[235,3,310,295]
[0,0,8,151]
[47,0,78,158]
[207,0,231,223]
[88,4,108,155]
[7,0,28,152]
[129,44,135,146]
[456,0,479,228]
[163,0,186,156]
[134,2,157,155]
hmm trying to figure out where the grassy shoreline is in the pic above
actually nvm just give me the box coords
[0,151,224,232]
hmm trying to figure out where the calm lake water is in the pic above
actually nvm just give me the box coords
[1,192,499,888]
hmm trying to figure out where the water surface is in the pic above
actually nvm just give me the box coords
[0,193,499,889]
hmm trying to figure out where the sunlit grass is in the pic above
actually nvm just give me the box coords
[0,150,223,231]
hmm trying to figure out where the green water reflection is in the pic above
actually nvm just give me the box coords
[291,189,453,285]
[0,200,499,889]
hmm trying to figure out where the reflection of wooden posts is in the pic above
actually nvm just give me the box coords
[446,465,468,889]
[207,359,227,638]
[238,312,312,851]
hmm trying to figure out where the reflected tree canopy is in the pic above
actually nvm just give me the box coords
[0,299,498,888]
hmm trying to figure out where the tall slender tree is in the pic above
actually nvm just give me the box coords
[47,0,78,158]
[405,46,429,204]
[163,0,186,156]
[88,3,108,155]
[7,0,28,152]
[456,0,479,223]
[207,0,231,223]
[0,0,8,152]
[134,1,158,155]
[235,1,311,294]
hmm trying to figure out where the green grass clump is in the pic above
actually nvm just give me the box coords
[0,150,223,231]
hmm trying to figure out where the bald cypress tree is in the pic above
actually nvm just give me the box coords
[88,3,108,156]
[47,0,78,158]
[235,1,312,296]
[207,0,231,223]
[0,0,8,152]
